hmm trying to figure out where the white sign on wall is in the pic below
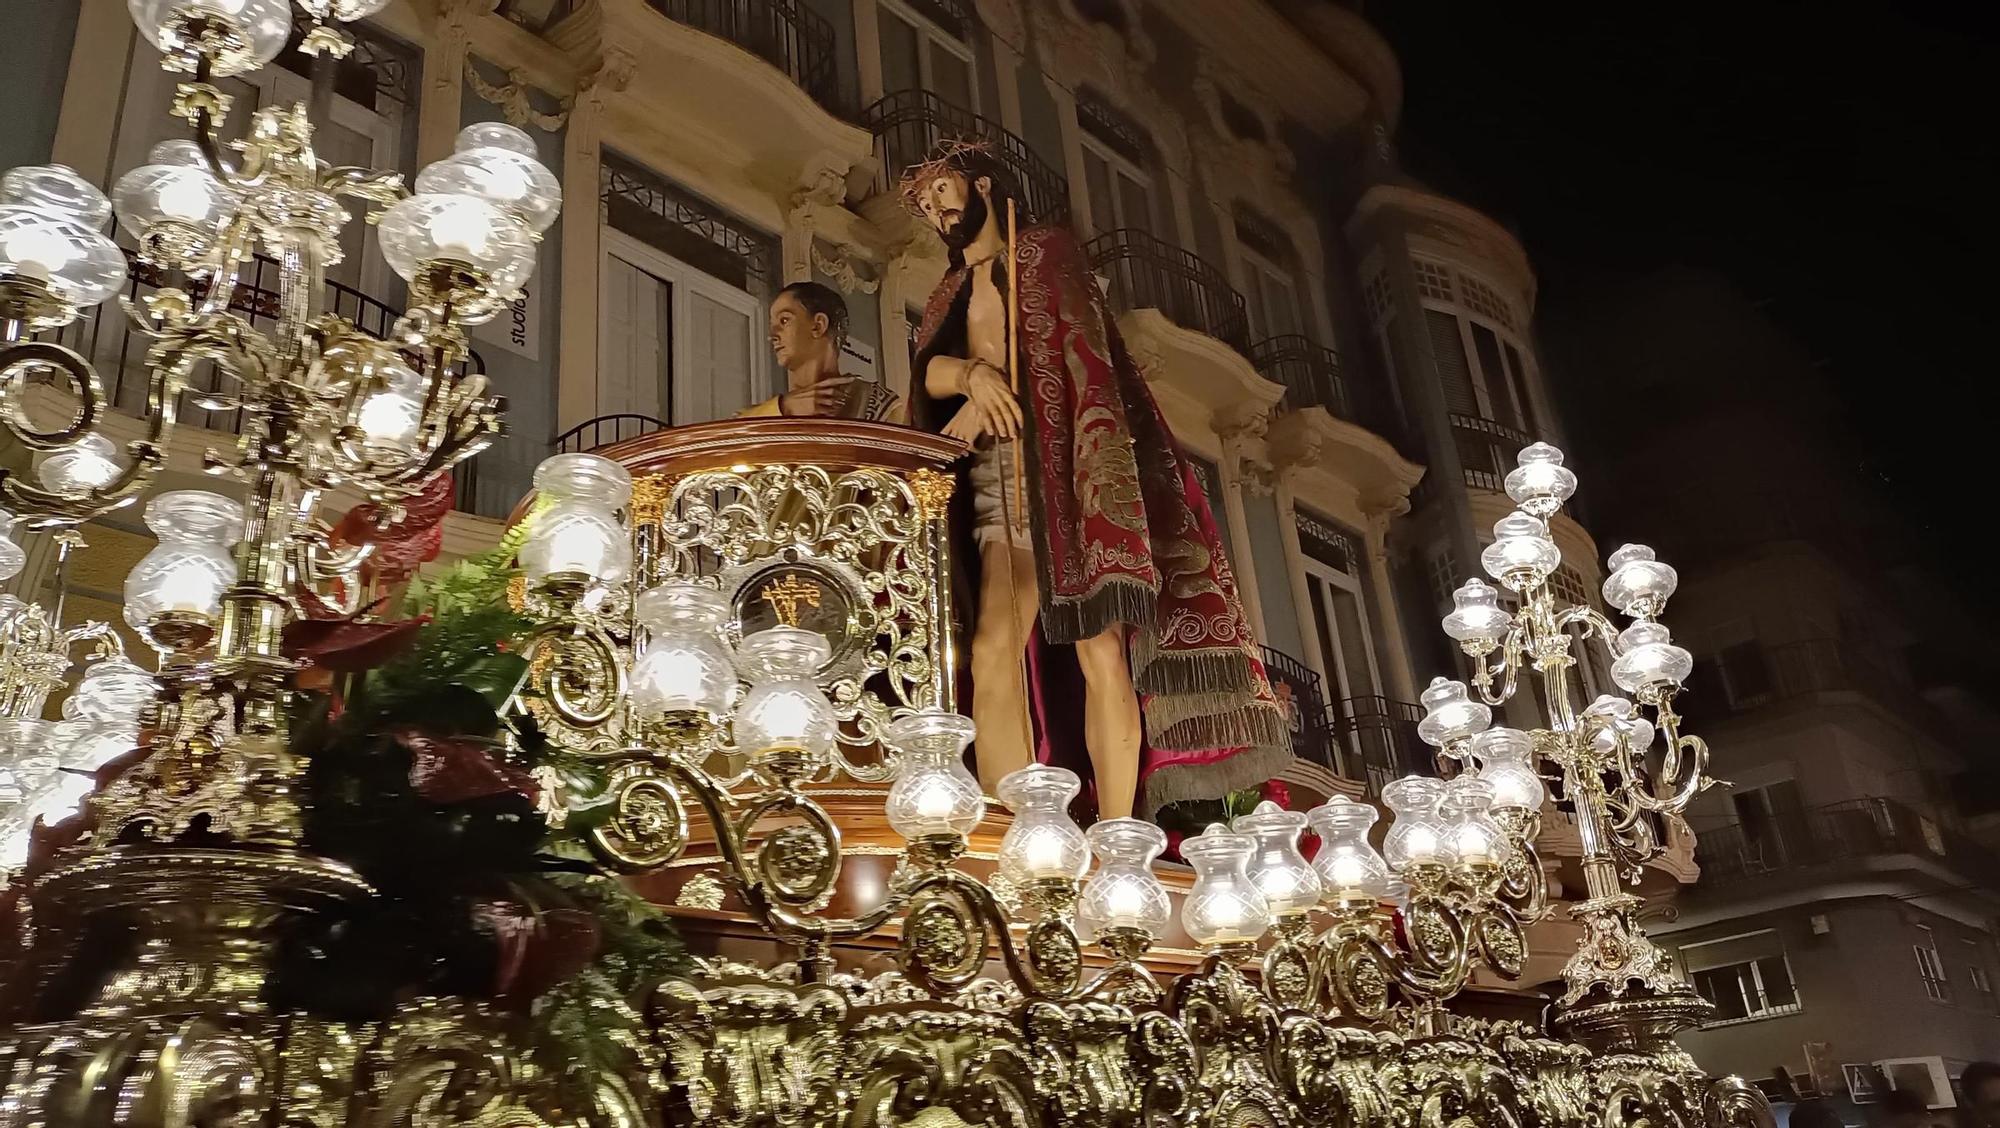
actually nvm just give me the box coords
[839,336,876,379]
[472,282,540,362]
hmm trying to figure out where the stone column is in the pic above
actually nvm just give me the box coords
[1361,504,1418,701]
[853,0,886,107]
[416,0,493,167]
[1045,79,1093,235]
[50,0,133,181]
[1269,472,1326,685]
[554,50,633,434]
[990,37,1026,135]
[1212,402,1272,643]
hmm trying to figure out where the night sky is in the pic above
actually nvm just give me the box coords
[1371,2,2000,611]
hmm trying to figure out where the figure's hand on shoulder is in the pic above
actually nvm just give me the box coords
[779,377,857,417]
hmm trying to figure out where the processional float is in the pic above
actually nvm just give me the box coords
[0,0,1773,1123]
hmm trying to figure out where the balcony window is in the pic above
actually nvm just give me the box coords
[878,0,976,115]
[1242,246,1304,343]
[1077,96,1155,239]
[1296,508,1382,777]
[595,155,781,430]
[1916,927,1951,1003]
[1684,930,1802,1025]
[1412,258,1540,436]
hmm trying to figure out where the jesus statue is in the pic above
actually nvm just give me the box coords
[902,141,1288,821]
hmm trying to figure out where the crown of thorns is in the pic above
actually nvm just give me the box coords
[897,138,999,215]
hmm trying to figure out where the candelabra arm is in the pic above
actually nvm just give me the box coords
[1632,695,1710,817]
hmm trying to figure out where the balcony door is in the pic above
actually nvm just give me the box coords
[878,0,976,112]
[1295,511,1383,784]
[599,231,765,426]
[1241,246,1303,342]
[1079,134,1153,240]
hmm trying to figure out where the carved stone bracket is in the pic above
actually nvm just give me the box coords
[465,58,573,132]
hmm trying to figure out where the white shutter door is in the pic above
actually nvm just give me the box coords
[599,255,667,422]
[682,291,755,422]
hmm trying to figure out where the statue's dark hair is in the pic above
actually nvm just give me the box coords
[777,280,848,348]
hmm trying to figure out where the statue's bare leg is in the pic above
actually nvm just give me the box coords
[972,535,1143,818]
[973,539,1041,795]
[1073,627,1140,820]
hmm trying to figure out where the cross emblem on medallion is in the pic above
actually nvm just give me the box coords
[760,574,823,628]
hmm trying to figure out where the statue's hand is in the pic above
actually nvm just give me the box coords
[941,401,992,445]
[779,377,858,417]
[962,361,1023,440]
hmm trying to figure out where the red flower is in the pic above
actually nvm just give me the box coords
[1260,778,1294,810]
[397,727,540,805]
[1164,829,1187,864]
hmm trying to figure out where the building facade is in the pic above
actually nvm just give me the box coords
[1,0,1694,994]
[1554,269,2000,1111]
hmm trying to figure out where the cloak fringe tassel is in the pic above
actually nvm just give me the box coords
[1040,577,1159,646]
[1139,741,1296,821]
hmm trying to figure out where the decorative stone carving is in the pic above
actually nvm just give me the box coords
[813,244,879,295]
[465,59,572,131]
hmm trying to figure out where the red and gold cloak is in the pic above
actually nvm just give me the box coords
[913,223,1290,816]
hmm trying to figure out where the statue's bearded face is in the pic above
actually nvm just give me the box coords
[917,172,987,252]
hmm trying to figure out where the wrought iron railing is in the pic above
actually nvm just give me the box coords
[42,251,493,515]
[1330,695,1428,799]
[1252,335,1350,419]
[645,0,847,118]
[1085,229,1250,353]
[554,414,672,454]
[1691,797,2000,891]
[864,89,1070,227]
[1259,646,1337,776]
[1449,412,1536,492]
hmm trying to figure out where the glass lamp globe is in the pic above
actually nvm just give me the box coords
[377,194,534,295]
[0,166,126,315]
[1480,510,1561,591]
[1438,775,1510,872]
[1602,543,1679,619]
[0,509,26,583]
[1611,621,1693,700]
[1441,577,1512,650]
[111,141,237,263]
[996,764,1090,886]
[521,453,632,588]
[883,710,983,841]
[1306,796,1391,905]
[1584,695,1656,759]
[123,490,242,650]
[68,657,158,726]
[1077,817,1171,943]
[1469,726,1544,815]
[1236,799,1322,918]
[300,0,394,21]
[128,0,292,76]
[1416,676,1490,748]
[414,123,562,235]
[1380,775,1447,874]
[353,356,426,457]
[1179,823,1271,948]
[733,626,838,773]
[34,433,126,499]
[630,582,737,723]
[1503,441,1578,518]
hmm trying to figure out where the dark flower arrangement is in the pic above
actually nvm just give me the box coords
[6,515,686,1104]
